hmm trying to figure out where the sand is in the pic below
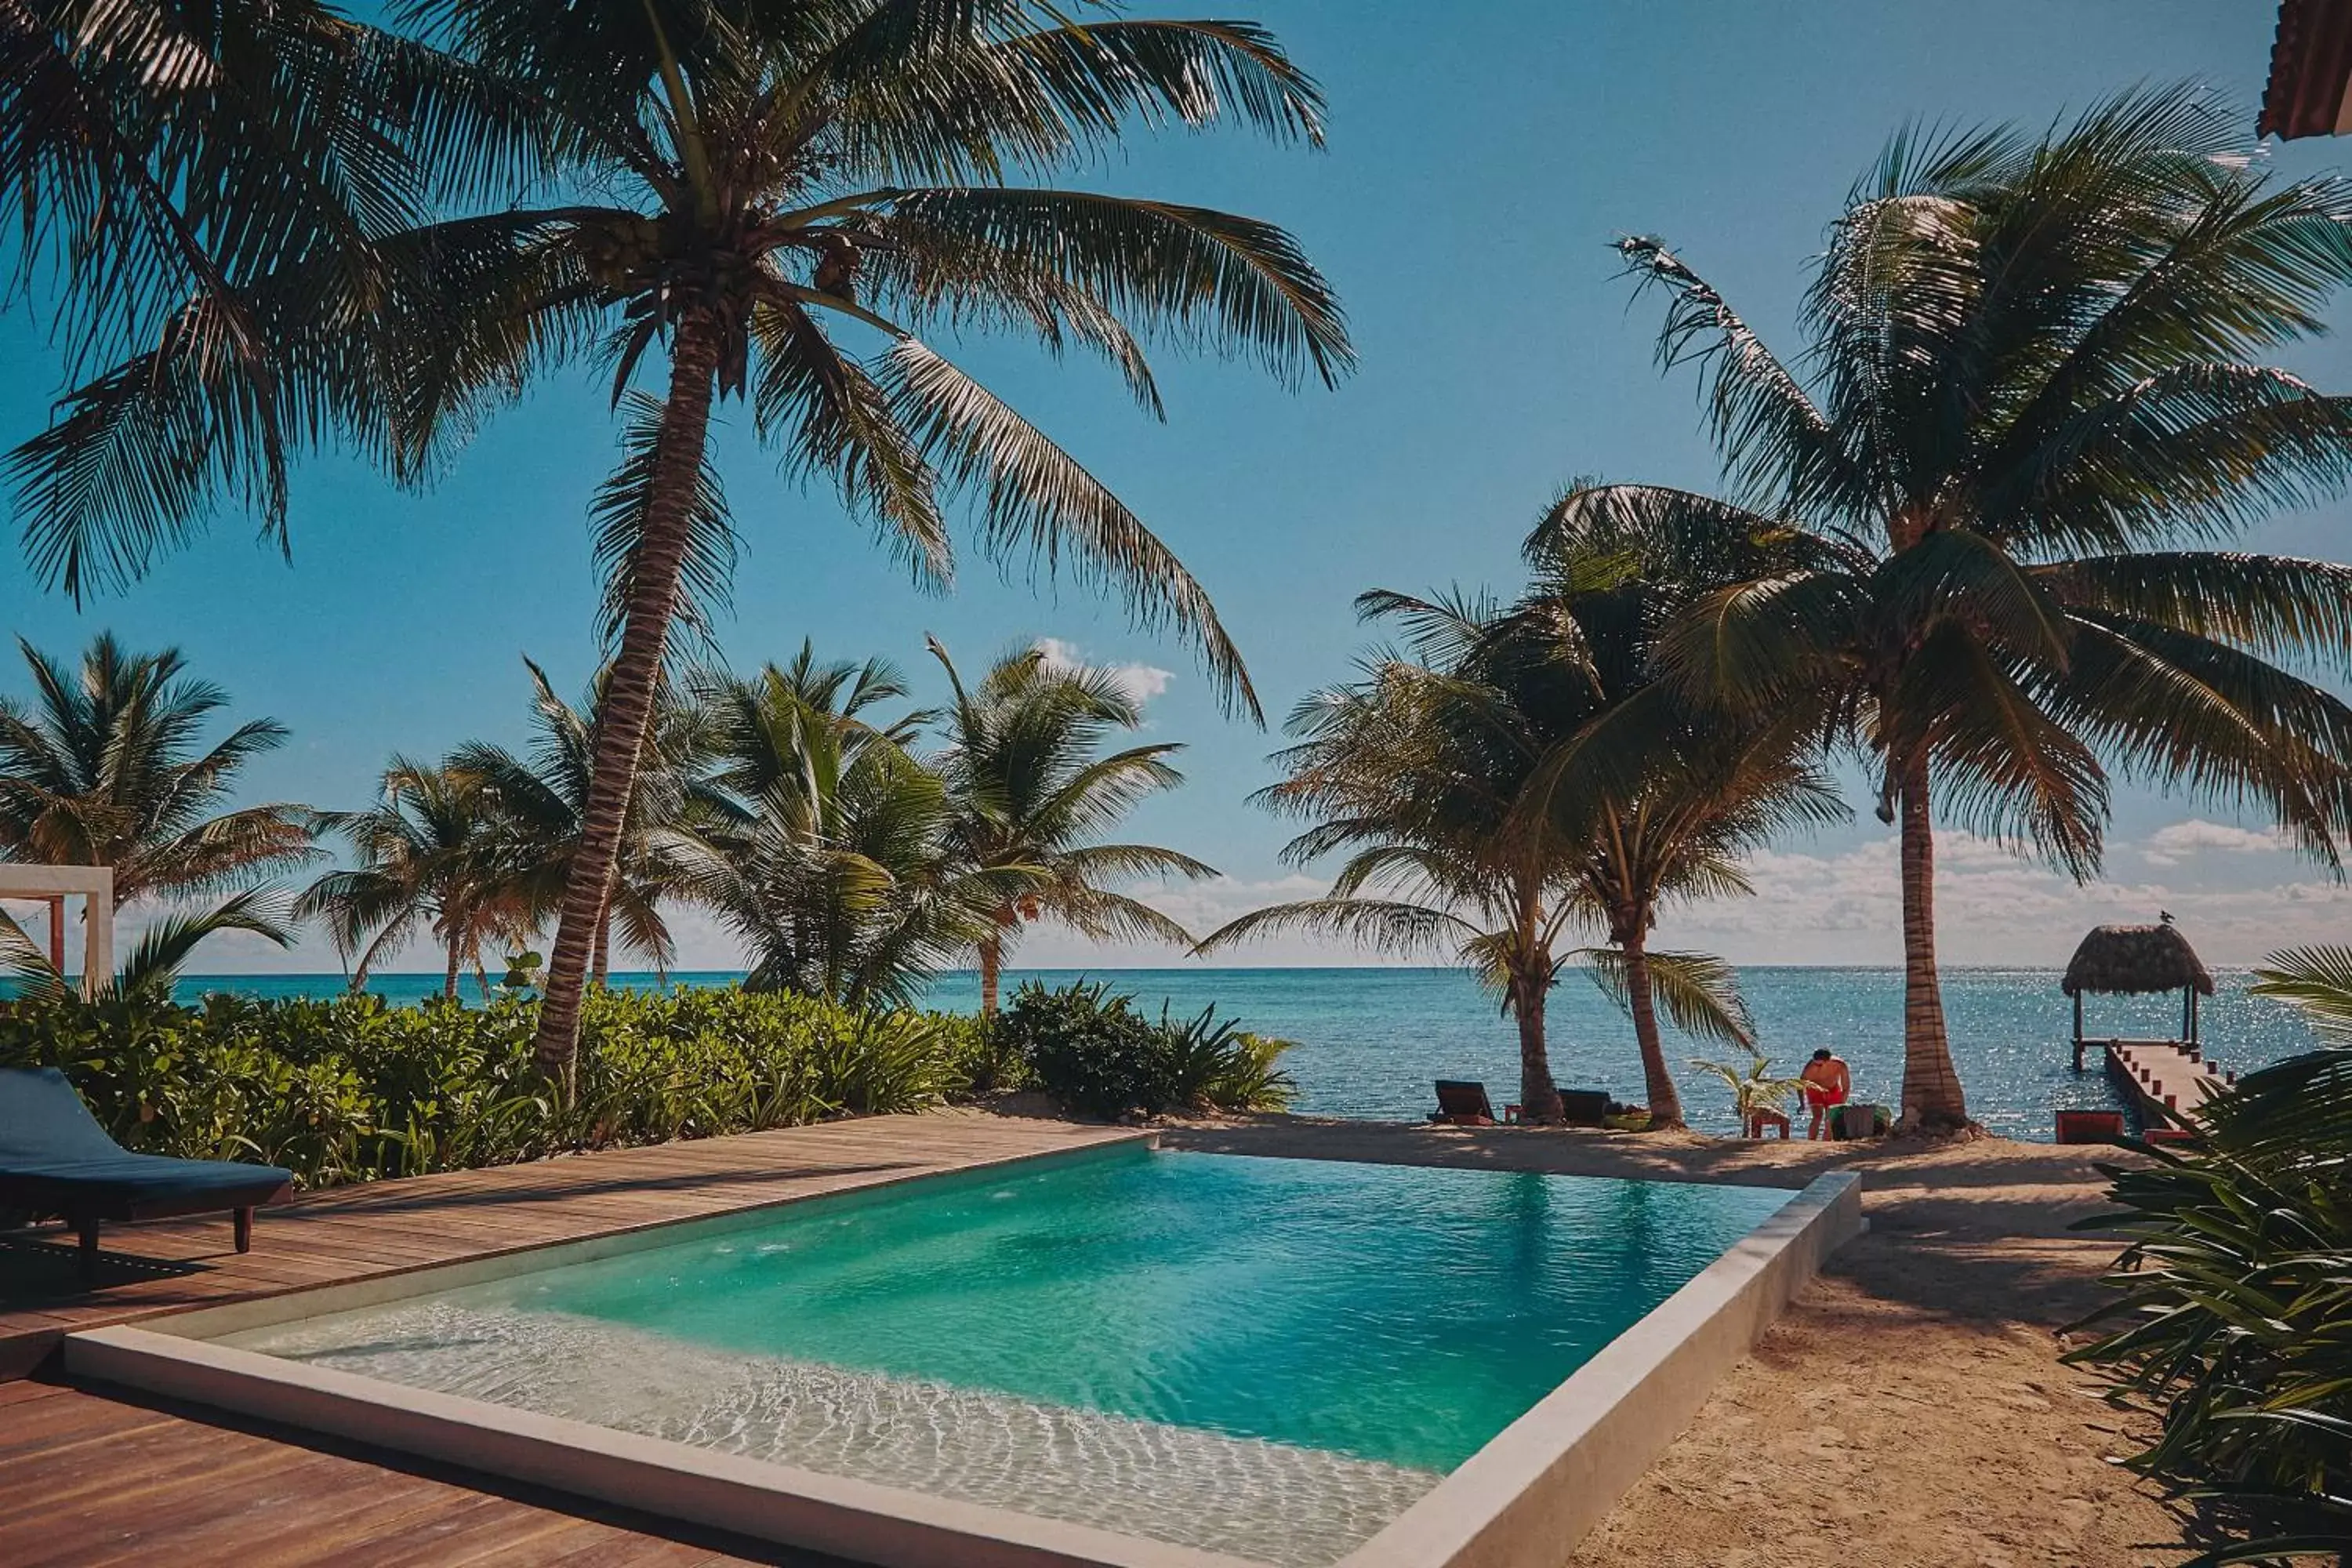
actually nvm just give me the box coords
[1156,1117,2181,1568]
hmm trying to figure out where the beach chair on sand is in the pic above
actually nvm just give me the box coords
[1431,1080,1519,1127]
[0,1067,292,1280]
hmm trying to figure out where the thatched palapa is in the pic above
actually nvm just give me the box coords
[2062,923,2216,998]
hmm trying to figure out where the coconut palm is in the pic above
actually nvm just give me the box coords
[447,658,715,985]
[1505,494,1847,1127]
[1602,88,2352,1129]
[0,633,314,902]
[2,0,541,596]
[312,0,1349,1075]
[663,652,1015,1007]
[300,758,523,995]
[1197,591,1588,1123]
[927,639,1212,1016]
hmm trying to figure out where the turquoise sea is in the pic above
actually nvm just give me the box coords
[165,965,2322,1142]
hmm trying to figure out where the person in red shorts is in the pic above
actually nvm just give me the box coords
[1799,1048,1851,1141]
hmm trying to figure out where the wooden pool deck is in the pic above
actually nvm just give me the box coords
[0,1111,1138,1381]
[1,1112,1135,1566]
[0,1377,826,1567]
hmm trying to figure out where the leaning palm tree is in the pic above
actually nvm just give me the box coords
[664,653,1018,1007]
[364,0,1350,1074]
[300,758,523,995]
[0,633,314,902]
[928,639,1212,1015]
[1601,88,2352,1129]
[1198,592,1585,1123]
[448,658,715,985]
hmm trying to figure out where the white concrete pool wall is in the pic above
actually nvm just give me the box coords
[64,1150,1863,1568]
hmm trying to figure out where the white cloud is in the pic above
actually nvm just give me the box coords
[2139,818,2295,867]
[1033,637,1175,706]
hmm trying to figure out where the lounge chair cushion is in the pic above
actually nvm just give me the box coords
[0,1067,292,1212]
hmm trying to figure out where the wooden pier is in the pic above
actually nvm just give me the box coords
[2099,1037,2236,1127]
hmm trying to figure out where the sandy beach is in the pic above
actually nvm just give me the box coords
[1159,1117,2178,1567]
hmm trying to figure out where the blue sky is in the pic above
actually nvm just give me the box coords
[7,0,2352,972]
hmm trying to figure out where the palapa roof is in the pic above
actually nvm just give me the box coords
[2062,923,2216,998]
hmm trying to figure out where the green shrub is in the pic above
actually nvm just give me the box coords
[996,982,1298,1120]
[2064,1047,2352,1560]
[0,985,984,1189]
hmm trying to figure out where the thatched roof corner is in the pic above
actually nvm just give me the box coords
[2062,923,2216,997]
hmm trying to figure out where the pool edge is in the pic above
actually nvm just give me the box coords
[1335,1168,1864,1568]
[63,1149,1862,1568]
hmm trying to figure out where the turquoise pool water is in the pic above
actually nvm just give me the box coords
[233,1148,1791,1563]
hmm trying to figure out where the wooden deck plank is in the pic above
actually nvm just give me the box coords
[0,1115,1128,1566]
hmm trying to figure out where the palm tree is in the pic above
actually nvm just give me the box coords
[663,651,1014,1007]
[1197,591,1587,1123]
[0,634,314,903]
[2,0,539,597]
[322,0,1352,1075]
[300,759,522,996]
[1504,495,1846,1128]
[1602,89,2352,1129]
[927,639,1212,1016]
[448,658,714,985]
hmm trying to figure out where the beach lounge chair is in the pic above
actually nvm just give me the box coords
[0,1067,292,1279]
[1431,1080,1519,1127]
[1557,1089,1611,1127]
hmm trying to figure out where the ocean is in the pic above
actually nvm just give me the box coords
[161,966,2321,1142]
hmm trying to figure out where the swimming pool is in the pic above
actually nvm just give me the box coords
[69,1140,1861,1568]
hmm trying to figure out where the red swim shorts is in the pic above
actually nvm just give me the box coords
[1805,1085,1847,1108]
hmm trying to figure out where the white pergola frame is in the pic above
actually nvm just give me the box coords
[0,865,114,999]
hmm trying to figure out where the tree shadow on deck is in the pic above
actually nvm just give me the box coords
[287,1157,924,1218]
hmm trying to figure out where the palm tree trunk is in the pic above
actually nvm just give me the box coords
[592,913,610,988]
[1512,969,1565,1124]
[531,320,720,1077]
[443,935,461,999]
[1896,751,1968,1129]
[978,930,1003,1018]
[1621,932,1685,1128]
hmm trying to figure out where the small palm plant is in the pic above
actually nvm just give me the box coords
[2063,1005,2352,1559]
[1689,1051,1808,1138]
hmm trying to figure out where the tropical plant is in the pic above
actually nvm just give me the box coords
[0,633,314,902]
[0,884,297,999]
[1195,593,1577,1120]
[1598,87,2352,1129]
[447,658,716,984]
[929,639,1212,1015]
[1689,1051,1807,1137]
[299,758,524,996]
[1503,503,1846,1126]
[661,652,1017,1007]
[0,984,988,1188]
[993,978,1293,1119]
[2065,1044,2352,1562]
[234,0,1351,1078]
[2248,945,2352,1044]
